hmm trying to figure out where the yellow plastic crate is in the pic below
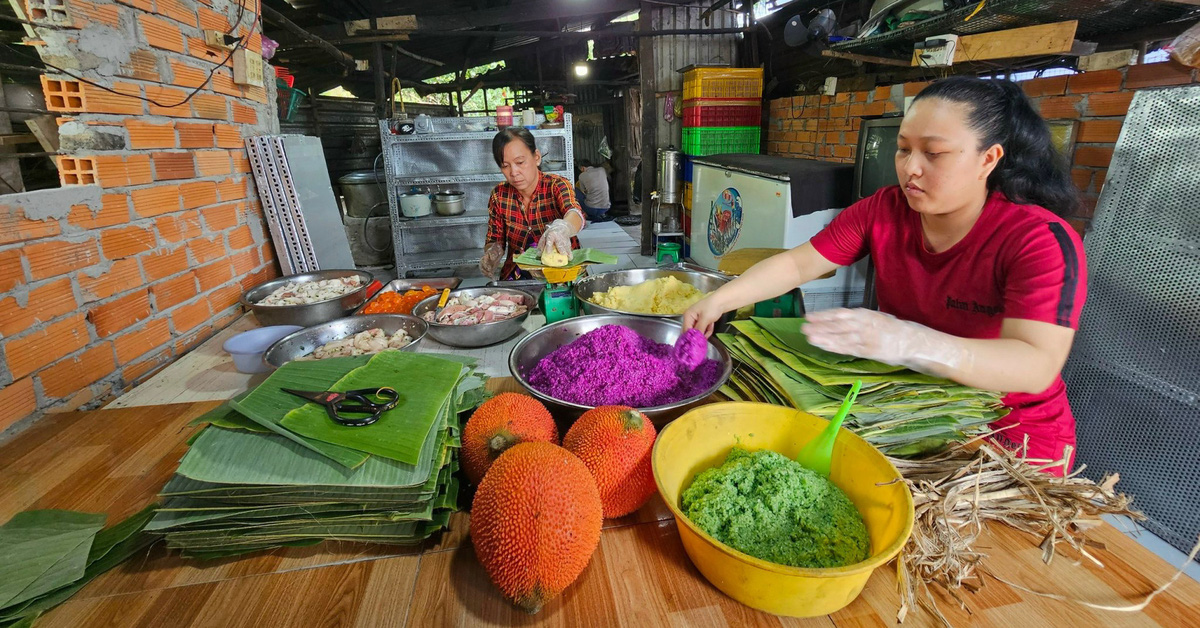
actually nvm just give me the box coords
[683,68,763,101]
[682,181,693,211]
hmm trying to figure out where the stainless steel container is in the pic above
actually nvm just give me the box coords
[657,147,683,204]
[398,191,432,217]
[432,190,465,216]
[263,314,428,368]
[508,314,732,426]
[337,171,387,218]
[573,267,732,327]
[411,287,535,347]
[240,270,374,327]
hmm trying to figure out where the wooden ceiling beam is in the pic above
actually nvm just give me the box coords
[344,0,641,36]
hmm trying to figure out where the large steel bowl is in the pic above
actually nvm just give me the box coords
[263,314,428,368]
[508,314,732,426]
[241,270,374,327]
[574,268,733,326]
[411,287,535,348]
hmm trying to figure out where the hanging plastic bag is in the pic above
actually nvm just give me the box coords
[598,136,613,161]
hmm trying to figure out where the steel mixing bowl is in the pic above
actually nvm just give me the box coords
[241,270,374,327]
[574,267,733,328]
[411,287,535,348]
[508,314,732,426]
[263,314,428,368]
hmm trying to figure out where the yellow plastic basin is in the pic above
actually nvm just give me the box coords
[652,402,914,618]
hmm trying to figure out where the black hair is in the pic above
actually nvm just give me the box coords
[491,127,539,167]
[913,76,1078,217]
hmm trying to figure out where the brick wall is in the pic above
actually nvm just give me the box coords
[766,60,1200,235]
[0,0,279,436]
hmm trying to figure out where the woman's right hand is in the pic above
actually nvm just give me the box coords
[480,242,506,280]
[683,295,728,337]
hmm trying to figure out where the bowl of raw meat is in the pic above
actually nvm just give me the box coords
[411,287,535,348]
[262,314,428,368]
[241,270,374,327]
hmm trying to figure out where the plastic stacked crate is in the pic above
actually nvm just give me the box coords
[681,155,693,258]
[681,68,763,157]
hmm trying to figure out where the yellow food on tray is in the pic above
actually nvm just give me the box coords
[589,276,709,315]
[541,250,570,268]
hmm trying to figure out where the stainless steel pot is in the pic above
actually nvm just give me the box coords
[263,314,428,368]
[574,267,734,329]
[412,287,534,347]
[433,190,465,216]
[240,270,374,327]
[398,191,432,217]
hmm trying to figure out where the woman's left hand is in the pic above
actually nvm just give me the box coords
[539,219,574,255]
[802,308,971,376]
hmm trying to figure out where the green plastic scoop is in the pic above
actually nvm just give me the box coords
[795,379,862,478]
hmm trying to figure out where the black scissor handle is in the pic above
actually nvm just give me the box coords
[327,387,399,427]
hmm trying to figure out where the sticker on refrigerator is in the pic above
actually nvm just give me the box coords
[707,187,743,256]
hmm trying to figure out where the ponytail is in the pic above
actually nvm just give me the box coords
[913,76,1078,217]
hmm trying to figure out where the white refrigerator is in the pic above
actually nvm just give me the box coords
[688,154,869,311]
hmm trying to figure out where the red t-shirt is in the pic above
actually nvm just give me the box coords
[810,186,1087,472]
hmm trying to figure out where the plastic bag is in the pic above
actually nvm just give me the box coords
[598,136,613,161]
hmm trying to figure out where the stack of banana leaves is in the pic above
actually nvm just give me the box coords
[147,350,489,559]
[717,318,1006,458]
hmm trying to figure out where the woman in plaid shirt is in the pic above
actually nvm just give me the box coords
[481,128,586,280]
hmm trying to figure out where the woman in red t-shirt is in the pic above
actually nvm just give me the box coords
[684,76,1087,475]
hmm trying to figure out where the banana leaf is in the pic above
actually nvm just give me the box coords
[280,352,464,464]
[188,395,269,434]
[0,510,105,611]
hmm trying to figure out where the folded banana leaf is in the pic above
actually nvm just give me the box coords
[0,510,105,612]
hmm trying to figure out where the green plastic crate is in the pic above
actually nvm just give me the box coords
[682,126,761,156]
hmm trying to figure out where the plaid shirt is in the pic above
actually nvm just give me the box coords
[487,172,583,280]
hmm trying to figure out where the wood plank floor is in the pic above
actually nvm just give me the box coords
[3,394,1199,627]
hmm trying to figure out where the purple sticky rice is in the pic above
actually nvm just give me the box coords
[526,325,722,407]
[672,328,708,371]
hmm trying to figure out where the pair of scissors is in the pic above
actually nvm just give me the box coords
[282,387,399,427]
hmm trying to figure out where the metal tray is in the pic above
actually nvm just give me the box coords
[354,277,463,314]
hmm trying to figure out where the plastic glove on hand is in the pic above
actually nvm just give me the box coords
[682,296,726,338]
[801,308,972,376]
[479,242,506,280]
[538,219,574,257]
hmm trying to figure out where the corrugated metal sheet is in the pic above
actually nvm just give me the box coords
[572,85,617,166]
[650,3,745,151]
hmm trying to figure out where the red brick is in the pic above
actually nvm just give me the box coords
[1077,119,1124,144]
[114,318,171,363]
[212,72,244,98]
[169,60,210,89]
[151,271,198,310]
[1125,60,1194,89]
[119,50,160,82]
[68,0,120,27]
[180,181,219,210]
[192,94,229,120]
[127,155,154,186]
[1021,75,1068,98]
[189,236,226,264]
[195,261,234,291]
[217,178,247,201]
[197,6,231,31]
[0,250,25,293]
[154,212,202,244]
[177,122,216,148]
[226,224,254,251]
[0,278,76,337]
[4,314,89,379]
[873,86,891,100]
[231,102,257,125]
[1076,195,1099,219]
[126,120,176,149]
[0,205,61,245]
[0,377,36,432]
[141,246,190,281]
[1071,168,1093,192]
[57,156,99,186]
[39,344,116,398]
[100,225,156,260]
[195,150,232,176]
[25,239,100,280]
[79,257,143,302]
[848,103,866,117]
[245,85,268,105]
[146,85,193,118]
[202,203,239,231]
[208,283,242,313]
[131,185,183,218]
[903,81,930,97]
[862,101,887,117]
[1037,95,1081,119]
[828,104,848,118]
[153,152,196,180]
[81,82,143,115]
[832,145,854,159]
[1074,146,1114,168]
[1067,70,1123,94]
[68,194,130,230]
[229,248,256,276]
[123,354,170,385]
[171,298,212,333]
[1085,92,1134,117]
[214,124,241,148]
[88,290,151,337]
[41,76,85,113]
[157,0,199,26]
[138,14,185,53]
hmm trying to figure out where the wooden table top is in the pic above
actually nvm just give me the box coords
[4,384,1199,627]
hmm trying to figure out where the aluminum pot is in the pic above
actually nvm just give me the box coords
[240,270,374,327]
[412,287,534,348]
[433,190,465,216]
[398,191,432,217]
[508,314,732,427]
[263,314,428,368]
[574,267,734,329]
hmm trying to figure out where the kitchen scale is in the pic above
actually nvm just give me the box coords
[516,263,584,324]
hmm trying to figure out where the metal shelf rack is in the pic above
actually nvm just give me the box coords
[379,114,574,277]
